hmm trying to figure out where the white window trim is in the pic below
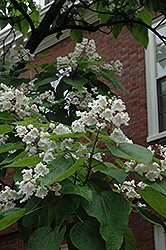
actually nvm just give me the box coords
[145,15,166,142]
[154,225,166,249]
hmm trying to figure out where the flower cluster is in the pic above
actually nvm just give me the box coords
[0,83,57,118]
[71,94,131,144]
[0,186,20,211]
[125,144,166,182]
[8,45,34,67]
[0,134,8,145]
[114,180,147,206]
[57,38,123,75]
[0,83,31,118]
[65,87,98,108]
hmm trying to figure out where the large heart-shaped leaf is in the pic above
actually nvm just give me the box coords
[82,190,129,250]
[70,220,106,250]
[55,195,80,228]
[61,184,92,202]
[27,226,66,250]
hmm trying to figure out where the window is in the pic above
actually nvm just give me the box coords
[145,16,166,142]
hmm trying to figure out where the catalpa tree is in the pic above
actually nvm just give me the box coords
[0,39,166,250]
[0,1,166,250]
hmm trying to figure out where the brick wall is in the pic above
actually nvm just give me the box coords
[1,28,155,250]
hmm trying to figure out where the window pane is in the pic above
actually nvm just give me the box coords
[160,96,166,112]
[160,113,166,131]
[156,44,166,61]
[45,0,53,4]
[157,59,166,77]
[156,26,166,45]
[158,77,166,132]
[160,78,166,94]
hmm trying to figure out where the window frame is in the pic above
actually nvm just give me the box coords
[145,15,166,142]
[154,225,166,250]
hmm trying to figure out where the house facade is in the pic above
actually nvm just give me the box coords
[0,2,166,249]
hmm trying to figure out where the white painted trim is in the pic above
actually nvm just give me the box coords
[154,225,166,250]
[145,16,166,142]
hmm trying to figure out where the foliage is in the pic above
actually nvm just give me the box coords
[0,39,166,250]
[1,0,166,59]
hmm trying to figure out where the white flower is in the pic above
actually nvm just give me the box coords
[34,162,49,178]
[111,99,126,113]
[53,124,71,134]
[35,186,48,199]
[48,183,62,196]
[22,169,33,181]
[43,151,55,163]
[110,128,126,143]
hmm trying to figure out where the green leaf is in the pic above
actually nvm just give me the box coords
[70,29,83,43]
[14,16,29,37]
[34,76,58,89]
[0,150,27,166]
[127,24,149,49]
[137,10,152,26]
[78,60,105,65]
[98,162,128,184]
[0,125,13,134]
[0,142,23,155]
[27,226,66,250]
[55,195,80,228]
[63,77,87,90]
[89,78,110,96]
[41,158,85,186]
[134,205,166,232]
[0,112,15,120]
[70,220,106,250]
[106,142,153,167]
[22,197,41,228]
[0,208,25,231]
[37,53,51,58]
[112,23,124,39]
[82,190,129,250]
[41,158,73,186]
[124,227,137,250]
[30,10,40,28]
[48,132,85,140]
[3,155,41,168]
[61,184,92,202]
[138,186,166,217]
[101,69,131,97]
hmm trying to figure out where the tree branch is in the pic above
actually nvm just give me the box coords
[10,0,35,32]
[47,18,166,45]
[25,0,66,53]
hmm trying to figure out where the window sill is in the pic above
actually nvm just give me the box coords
[147,131,166,143]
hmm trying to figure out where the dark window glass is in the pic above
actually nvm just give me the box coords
[158,76,166,132]
[45,0,53,5]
